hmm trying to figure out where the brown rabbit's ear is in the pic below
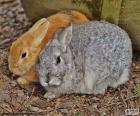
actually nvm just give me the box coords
[29,18,47,33]
[31,20,50,47]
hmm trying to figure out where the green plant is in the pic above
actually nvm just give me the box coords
[135,83,140,97]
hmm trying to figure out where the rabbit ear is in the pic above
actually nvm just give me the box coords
[59,24,72,52]
[29,18,47,33]
[32,20,50,46]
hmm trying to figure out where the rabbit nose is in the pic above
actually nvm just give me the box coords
[49,78,61,86]
[40,77,49,87]
[41,81,49,87]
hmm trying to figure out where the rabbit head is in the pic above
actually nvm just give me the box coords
[8,18,50,75]
[38,25,73,88]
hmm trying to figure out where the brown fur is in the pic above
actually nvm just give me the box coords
[8,10,89,85]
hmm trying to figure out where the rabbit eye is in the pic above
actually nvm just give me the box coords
[21,52,27,58]
[56,56,61,64]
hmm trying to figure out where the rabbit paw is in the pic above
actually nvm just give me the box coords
[44,92,59,99]
[17,77,30,85]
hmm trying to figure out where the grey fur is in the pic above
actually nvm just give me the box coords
[37,21,132,98]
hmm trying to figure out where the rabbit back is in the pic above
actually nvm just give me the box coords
[70,21,132,93]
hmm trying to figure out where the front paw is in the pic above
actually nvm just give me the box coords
[17,77,30,85]
[44,92,60,99]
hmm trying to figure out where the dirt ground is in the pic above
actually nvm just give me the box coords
[0,0,140,115]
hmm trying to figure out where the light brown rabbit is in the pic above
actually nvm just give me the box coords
[8,10,89,85]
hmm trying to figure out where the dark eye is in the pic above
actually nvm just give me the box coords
[21,52,27,58]
[56,56,61,64]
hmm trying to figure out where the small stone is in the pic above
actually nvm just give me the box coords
[92,97,100,101]
[60,109,68,114]
[102,112,107,116]
[30,106,40,112]
[15,90,25,96]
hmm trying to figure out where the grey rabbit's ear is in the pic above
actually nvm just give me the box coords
[59,24,72,52]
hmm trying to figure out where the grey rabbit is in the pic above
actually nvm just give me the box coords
[37,21,132,98]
